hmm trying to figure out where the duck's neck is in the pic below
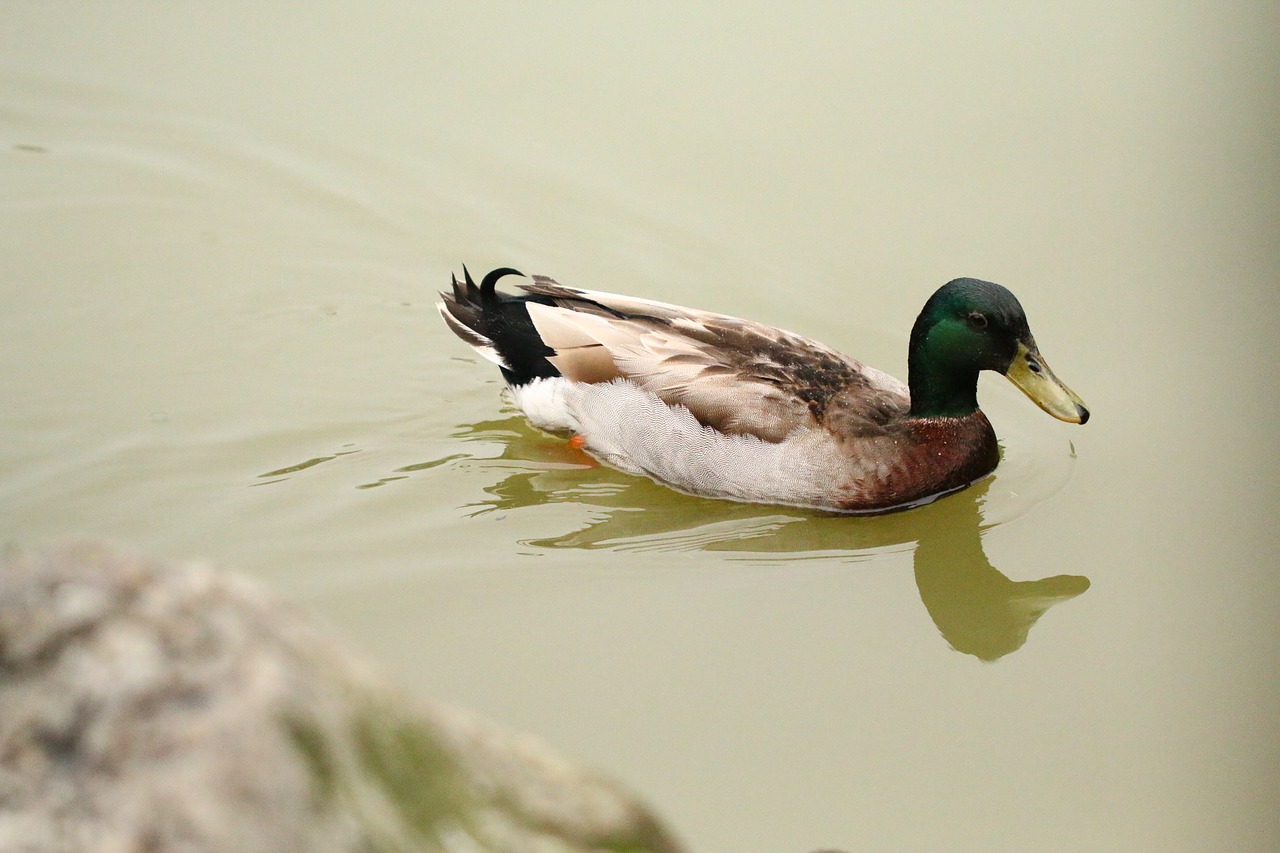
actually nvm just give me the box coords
[906,332,982,419]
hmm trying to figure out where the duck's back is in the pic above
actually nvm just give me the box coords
[515,276,911,442]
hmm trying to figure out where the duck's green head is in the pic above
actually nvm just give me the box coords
[907,278,1089,423]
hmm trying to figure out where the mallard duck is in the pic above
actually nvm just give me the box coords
[438,268,1088,513]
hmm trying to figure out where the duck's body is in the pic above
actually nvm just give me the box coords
[438,269,1087,513]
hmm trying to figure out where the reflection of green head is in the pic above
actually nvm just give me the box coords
[911,486,1090,661]
[907,279,1089,424]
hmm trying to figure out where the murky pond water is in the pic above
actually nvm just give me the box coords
[3,4,1278,851]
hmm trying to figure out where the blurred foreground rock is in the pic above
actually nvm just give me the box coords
[0,542,684,853]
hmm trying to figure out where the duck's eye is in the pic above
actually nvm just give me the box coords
[965,312,988,329]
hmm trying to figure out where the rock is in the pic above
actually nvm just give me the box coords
[0,542,685,853]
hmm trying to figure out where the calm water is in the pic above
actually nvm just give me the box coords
[3,4,1278,851]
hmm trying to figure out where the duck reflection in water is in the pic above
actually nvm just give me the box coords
[450,416,1088,662]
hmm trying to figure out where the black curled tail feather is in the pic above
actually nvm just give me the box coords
[480,266,523,300]
[438,266,562,386]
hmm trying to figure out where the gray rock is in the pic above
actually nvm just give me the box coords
[0,542,684,853]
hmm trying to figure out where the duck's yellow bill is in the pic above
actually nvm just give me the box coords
[1005,341,1090,424]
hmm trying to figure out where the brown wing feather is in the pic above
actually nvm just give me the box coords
[521,277,910,442]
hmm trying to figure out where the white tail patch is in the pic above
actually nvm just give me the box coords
[510,377,579,433]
